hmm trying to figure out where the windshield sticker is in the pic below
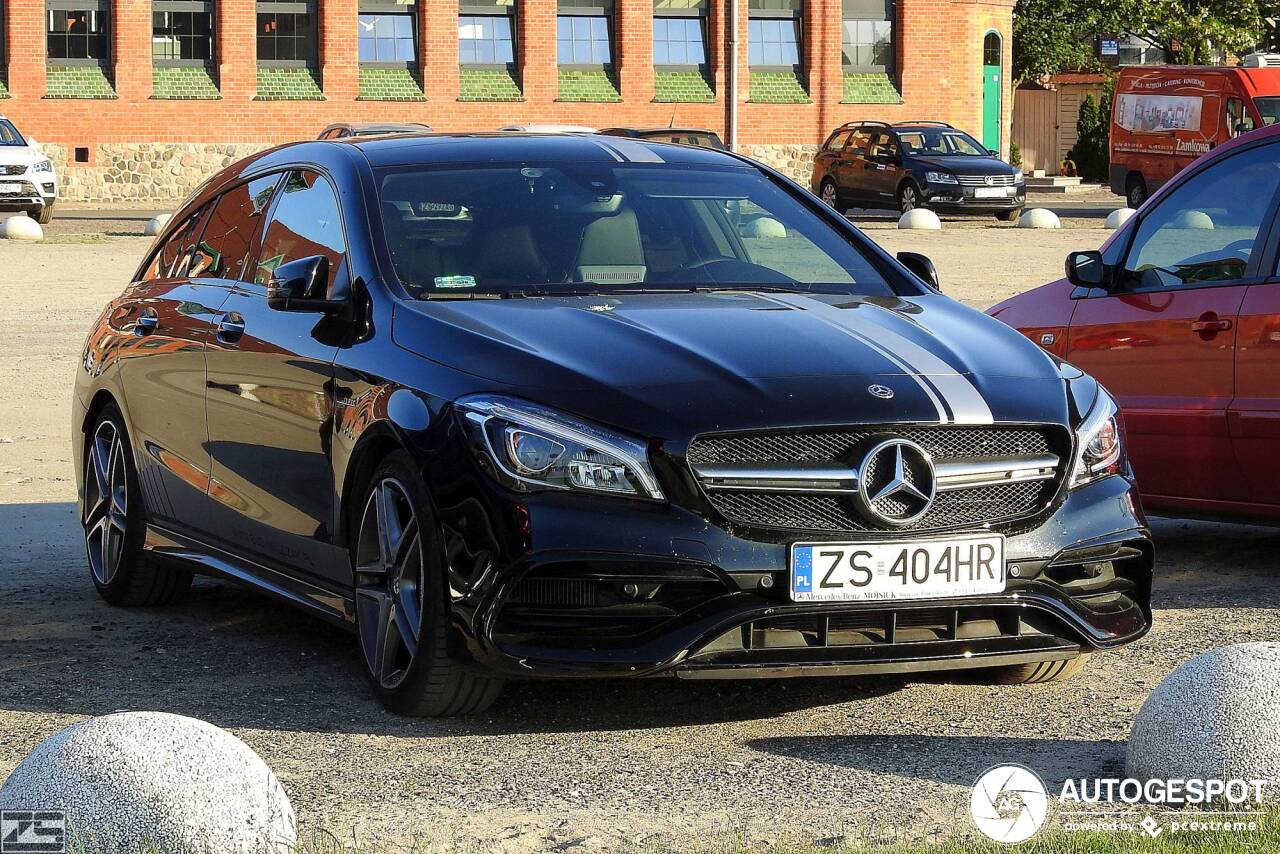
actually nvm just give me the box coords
[434,275,477,289]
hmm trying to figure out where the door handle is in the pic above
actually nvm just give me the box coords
[1191,313,1233,338]
[134,308,159,337]
[216,311,245,343]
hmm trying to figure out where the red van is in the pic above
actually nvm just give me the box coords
[1110,61,1280,207]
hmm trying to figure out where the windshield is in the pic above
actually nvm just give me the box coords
[0,121,26,147]
[376,163,898,299]
[1254,97,1280,126]
[897,129,989,157]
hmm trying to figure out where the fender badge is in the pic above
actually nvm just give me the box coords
[867,384,895,400]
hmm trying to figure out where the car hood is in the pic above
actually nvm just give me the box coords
[0,143,43,167]
[911,156,1014,176]
[393,291,1070,437]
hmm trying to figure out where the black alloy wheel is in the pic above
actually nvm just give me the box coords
[352,451,503,716]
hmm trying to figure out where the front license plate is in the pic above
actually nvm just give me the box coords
[974,186,1010,199]
[0,183,21,194]
[791,536,1004,603]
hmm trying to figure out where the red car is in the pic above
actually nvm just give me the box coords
[989,122,1280,522]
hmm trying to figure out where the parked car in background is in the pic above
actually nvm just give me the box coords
[1110,57,1280,207]
[496,123,597,133]
[0,115,58,224]
[599,126,728,150]
[318,122,432,140]
[75,133,1151,716]
[990,121,1280,523]
[811,121,1025,220]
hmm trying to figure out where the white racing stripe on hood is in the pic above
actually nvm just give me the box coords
[762,293,995,425]
[592,137,666,164]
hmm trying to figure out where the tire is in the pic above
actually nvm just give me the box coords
[985,654,1091,685]
[995,208,1020,222]
[352,450,504,716]
[898,181,924,214]
[36,203,55,225]
[82,404,192,606]
[819,178,842,212]
[1125,173,1148,209]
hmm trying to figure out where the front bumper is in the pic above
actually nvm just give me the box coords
[0,175,57,212]
[436,469,1152,680]
[923,184,1025,212]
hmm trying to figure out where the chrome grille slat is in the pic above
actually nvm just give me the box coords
[956,174,1017,186]
[687,425,1066,534]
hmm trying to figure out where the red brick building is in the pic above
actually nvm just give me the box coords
[0,0,1014,200]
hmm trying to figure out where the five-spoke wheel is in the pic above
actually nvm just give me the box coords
[351,451,503,716]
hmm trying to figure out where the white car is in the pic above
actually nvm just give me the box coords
[0,116,57,224]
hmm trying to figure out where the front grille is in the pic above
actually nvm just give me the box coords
[687,425,1068,535]
[957,174,1017,186]
[0,165,25,177]
[0,180,36,199]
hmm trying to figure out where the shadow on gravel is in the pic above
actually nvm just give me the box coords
[745,735,1124,789]
[1147,516,1280,611]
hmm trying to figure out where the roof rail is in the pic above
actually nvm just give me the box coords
[893,120,953,128]
[839,120,890,129]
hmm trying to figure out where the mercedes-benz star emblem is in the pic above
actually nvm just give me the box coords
[855,439,936,526]
[867,384,895,400]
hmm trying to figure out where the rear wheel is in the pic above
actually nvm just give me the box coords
[898,181,923,214]
[1125,173,1148,208]
[819,178,841,212]
[352,451,504,716]
[83,404,192,606]
[985,654,1091,685]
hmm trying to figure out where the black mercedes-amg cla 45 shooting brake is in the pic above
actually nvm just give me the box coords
[74,134,1152,716]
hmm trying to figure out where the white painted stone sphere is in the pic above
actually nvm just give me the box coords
[0,214,42,241]
[1105,208,1136,230]
[1018,208,1061,229]
[897,208,941,230]
[1172,209,1215,229]
[0,712,296,853]
[742,216,787,238]
[1127,643,1280,797]
[144,213,173,236]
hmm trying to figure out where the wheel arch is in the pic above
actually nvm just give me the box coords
[335,424,411,551]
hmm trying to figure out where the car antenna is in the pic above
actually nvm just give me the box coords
[669,113,676,128]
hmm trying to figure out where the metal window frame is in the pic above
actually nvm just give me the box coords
[256,1,317,69]
[747,11,802,72]
[458,12,516,69]
[0,0,7,69]
[152,1,215,69]
[46,0,111,67]
[357,6,417,69]
[652,13,708,72]
[556,12,614,70]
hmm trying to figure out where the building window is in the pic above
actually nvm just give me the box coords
[459,1,515,65]
[557,0,613,66]
[653,0,707,67]
[983,31,1000,66]
[841,0,891,71]
[359,1,416,65]
[257,1,316,66]
[153,1,214,66]
[47,1,110,64]
[1117,34,1170,66]
[748,0,801,68]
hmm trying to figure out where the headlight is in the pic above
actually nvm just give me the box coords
[32,159,54,174]
[925,171,959,185]
[1013,169,1024,183]
[1070,390,1123,488]
[458,395,664,500]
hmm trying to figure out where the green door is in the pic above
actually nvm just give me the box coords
[982,32,1002,151]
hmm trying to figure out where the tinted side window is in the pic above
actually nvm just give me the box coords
[196,174,281,282]
[253,170,347,294]
[1121,144,1280,291]
[846,129,872,155]
[141,206,209,282]
[824,130,853,152]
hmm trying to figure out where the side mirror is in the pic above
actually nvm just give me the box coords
[897,251,940,291]
[267,255,346,313]
[988,148,1000,157]
[1065,250,1109,288]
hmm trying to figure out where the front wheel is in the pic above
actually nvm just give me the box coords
[83,404,192,606]
[36,203,55,225]
[352,451,504,716]
[898,182,923,214]
[984,654,1091,685]
[995,208,1021,222]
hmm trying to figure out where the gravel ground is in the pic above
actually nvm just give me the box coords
[1,220,1276,852]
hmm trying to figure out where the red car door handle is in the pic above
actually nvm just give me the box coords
[1191,318,1232,333]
